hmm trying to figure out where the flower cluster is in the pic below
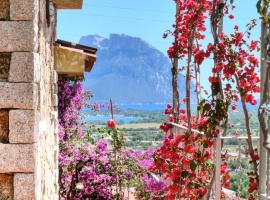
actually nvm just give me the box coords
[221,154,231,199]
[207,20,260,107]
[124,148,167,199]
[58,81,117,199]
[155,0,260,199]
[166,0,212,59]
[58,80,166,200]
[151,133,211,199]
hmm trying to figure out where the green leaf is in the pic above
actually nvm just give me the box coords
[205,160,214,167]
[165,160,172,171]
[190,160,198,171]
[181,171,189,178]
[256,0,262,13]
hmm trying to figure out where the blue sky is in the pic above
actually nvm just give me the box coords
[58,0,260,92]
[57,0,175,53]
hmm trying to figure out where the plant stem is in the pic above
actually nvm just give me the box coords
[186,34,194,134]
[172,3,180,123]
[235,75,259,182]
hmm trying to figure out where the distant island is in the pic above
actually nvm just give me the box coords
[80,34,195,104]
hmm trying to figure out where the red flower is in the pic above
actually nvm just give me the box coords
[107,119,117,129]
[245,94,257,105]
[252,154,259,161]
[186,145,197,153]
[168,47,176,58]
[228,14,234,19]
[208,76,220,83]
[183,158,191,167]
[167,104,172,109]
[250,41,258,51]
[234,32,243,46]
[168,115,174,122]
[248,55,259,65]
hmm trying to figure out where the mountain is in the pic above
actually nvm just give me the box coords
[79,34,194,104]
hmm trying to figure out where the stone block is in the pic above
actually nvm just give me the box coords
[14,173,34,200]
[52,94,58,107]
[9,110,39,144]
[9,52,40,83]
[0,83,38,109]
[0,21,38,52]
[10,0,38,21]
[0,0,9,20]
[0,53,11,81]
[52,70,58,84]
[0,144,35,173]
[0,110,9,143]
[0,173,13,200]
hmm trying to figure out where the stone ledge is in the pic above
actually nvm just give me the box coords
[0,82,38,109]
[9,52,40,83]
[10,0,38,21]
[0,21,38,52]
[0,144,35,173]
[14,173,35,200]
[9,110,39,144]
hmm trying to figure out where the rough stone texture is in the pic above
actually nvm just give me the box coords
[0,0,9,20]
[34,1,58,200]
[0,174,13,200]
[0,144,35,173]
[0,21,38,52]
[0,53,11,81]
[0,82,38,109]
[0,0,59,199]
[9,110,39,144]
[10,0,38,21]
[14,173,34,200]
[0,110,8,143]
[9,52,40,83]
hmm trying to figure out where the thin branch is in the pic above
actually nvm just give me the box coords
[235,75,259,182]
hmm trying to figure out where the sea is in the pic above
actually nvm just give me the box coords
[84,104,166,123]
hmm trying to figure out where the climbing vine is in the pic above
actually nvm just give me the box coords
[155,0,260,199]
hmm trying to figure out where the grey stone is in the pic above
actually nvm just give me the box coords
[10,0,38,21]
[0,83,38,109]
[0,144,35,173]
[9,110,39,144]
[14,173,35,200]
[9,52,40,83]
[0,21,38,52]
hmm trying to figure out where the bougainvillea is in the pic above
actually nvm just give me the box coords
[58,80,167,200]
[153,0,260,199]
[58,0,261,199]
[58,80,117,199]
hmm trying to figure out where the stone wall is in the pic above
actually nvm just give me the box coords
[0,0,58,199]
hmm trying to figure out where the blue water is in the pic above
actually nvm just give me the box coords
[118,104,166,111]
[85,114,142,123]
